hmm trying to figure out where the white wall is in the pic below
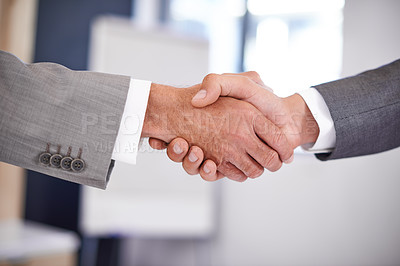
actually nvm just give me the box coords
[210,0,400,265]
[342,0,400,76]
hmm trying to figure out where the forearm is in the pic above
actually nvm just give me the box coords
[313,59,400,159]
[0,50,130,189]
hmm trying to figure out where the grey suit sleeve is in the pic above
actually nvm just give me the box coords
[0,50,130,189]
[313,59,400,161]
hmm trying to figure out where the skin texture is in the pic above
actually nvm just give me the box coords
[149,72,320,181]
[142,83,294,182]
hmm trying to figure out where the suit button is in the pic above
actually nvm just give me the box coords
[39,152,52,166]
[50,154,62,167]
[71,158,85,172]
[60,156,73,170]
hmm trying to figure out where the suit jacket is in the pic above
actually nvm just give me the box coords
[0,50,130,189]
[314,59,400,160]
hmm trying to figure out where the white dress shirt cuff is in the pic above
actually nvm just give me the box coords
[297,87,336,153]
[112,79,151,164]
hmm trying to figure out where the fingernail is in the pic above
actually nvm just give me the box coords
[284,154,294,164]
[203,164,211,174]
[188,152,198,162]
[173,143,183,154]
[192,90,207,101]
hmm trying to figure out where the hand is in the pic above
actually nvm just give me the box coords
[150,72,319,180]
[149,72,264,181]
[142,82,294,182]
[192,72,319,147]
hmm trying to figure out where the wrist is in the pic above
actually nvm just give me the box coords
[141,83,199,143]
[141,83,178,142]
[282,94,319,147]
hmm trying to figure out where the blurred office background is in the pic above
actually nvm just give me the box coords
[0,0,399,266]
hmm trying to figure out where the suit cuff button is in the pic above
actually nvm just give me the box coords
[71,158,85,172]
[61,156,73,170]
[50,154,62,167]
[39,152,52,166]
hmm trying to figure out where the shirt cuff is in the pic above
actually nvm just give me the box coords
[297,87,336,153]
[112,79,151,164]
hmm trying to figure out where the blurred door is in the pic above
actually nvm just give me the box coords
[0,0,38,221]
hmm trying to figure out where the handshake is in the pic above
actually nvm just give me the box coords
[141,72,320,182]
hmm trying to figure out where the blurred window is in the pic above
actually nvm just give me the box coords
[165,0,344,96]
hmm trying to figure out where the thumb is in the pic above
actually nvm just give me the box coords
[191,74,261,108]
[191,74,222,108]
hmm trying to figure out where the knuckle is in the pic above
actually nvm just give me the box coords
[248,167,264,179]
[270,161,283,172]
[236,176,248,182]
[272,130,288,151]
[218,161,230,172]
[262,151,281,171]
[242,161,252,174]
[219,162,241,180]
[203,73,219,84]
[271,130,292,160]
[241,159,263,178]
[247,71,261,80]
[253,115,268,133]
[227,173,247,182]
[272,129,285,145]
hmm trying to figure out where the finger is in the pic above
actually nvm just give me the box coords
[223,72,274,93]
[182,146,204,175]
[199,160,225,181]
[166,138,189,163]
[192,74,263,108]
[222,71,266,87]
[149,138,167,150]
[238,72,273,92]
[253,115,294,164]
[248,141,283,172]
[218,162,248,182]
[230,153,264,179]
